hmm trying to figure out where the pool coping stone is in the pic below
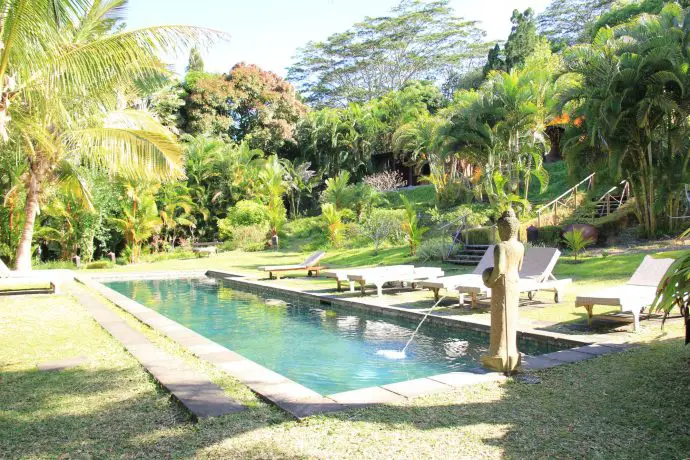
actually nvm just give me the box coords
[71,283,247,419]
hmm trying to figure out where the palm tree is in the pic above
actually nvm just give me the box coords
[157,182,196,247]
[258,155,287,233]
[560,4,690,236]
[0,1,220,270]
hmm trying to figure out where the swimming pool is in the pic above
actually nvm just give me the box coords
[105,277,563,394]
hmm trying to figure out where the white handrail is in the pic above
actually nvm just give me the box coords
[537,173,596,214]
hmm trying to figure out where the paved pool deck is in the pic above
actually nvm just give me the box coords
[75,270,635,420]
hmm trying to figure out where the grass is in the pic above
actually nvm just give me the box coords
[1,291,688,458]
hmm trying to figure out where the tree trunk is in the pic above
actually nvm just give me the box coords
[545,126,563,162]
[14,166,40,271]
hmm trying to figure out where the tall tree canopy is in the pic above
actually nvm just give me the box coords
[182,63,307,153]
[504,8,539,71]
[186,46,205,72]
[588,0,690,39]
[537,0,616,48]
[287,0,489,107]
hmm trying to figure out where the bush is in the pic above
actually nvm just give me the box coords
[563,228,595,261]
[462,226,497,245]
[225,200,270,227]
[531,225,562,246]
[437,178,474,208]
[86,260,112,269]
[429,205,492,228]
[417,236,450,262]
[221,224,269,251]
[363,170,407,191]
[360,209,404,254]
[282,216,323,239]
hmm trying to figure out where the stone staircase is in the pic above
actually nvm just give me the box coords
[445,244,490,266]
[594,181,630,218]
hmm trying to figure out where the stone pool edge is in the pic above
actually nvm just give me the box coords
[78,271,634,419]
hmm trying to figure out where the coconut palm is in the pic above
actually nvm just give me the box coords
[0,0,219,270]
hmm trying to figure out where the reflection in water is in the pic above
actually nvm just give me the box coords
[106,278,563,394]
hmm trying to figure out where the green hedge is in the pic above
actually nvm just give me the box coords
[462,226,497,245]
[530,225,562,246]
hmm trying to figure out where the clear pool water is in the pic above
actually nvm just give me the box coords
[105,278,563,394]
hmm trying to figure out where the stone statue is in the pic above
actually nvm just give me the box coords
[481,208,524,373]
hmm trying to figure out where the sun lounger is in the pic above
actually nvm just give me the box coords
[420,247,571,307]
[347,266,445,297]
[575,255,674,331]
[261,251,326,279]
[419,247,495,301]
[322,265,414,292]
[192,245,217,257]
[0,259,65,294]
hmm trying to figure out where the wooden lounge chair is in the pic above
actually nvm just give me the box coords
[261,251,326,279]
[322,265,414,292]
[0,259,60,294]
[419,248,495,301]
[575,255,674,331]
[347,266,445,297]
[420,247,571,307]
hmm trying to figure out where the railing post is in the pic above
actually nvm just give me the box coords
[606,195,611,215]
[574,186,578,210]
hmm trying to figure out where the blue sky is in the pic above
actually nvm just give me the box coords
[126,0,551,76]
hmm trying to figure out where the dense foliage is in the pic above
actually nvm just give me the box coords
[2,0,689,269]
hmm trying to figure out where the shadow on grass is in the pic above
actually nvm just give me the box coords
[0,365,284,458]
[2,338,688,457]
[314,337,690,458]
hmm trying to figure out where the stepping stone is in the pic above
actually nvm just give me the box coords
[37,356,87,372]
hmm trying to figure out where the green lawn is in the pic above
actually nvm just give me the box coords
[1,292,688,458]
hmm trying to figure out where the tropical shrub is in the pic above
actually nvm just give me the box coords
[225,200,270,226]
[350,184,384,221]
[321,203,345,247]
[321,171,354,210]
[363,171,407,191]
[360,209,405,254]
[652,252,690,343]
[462,227,498,245]
[417,236,451,262]
[221,224,269,251]
[429,205,492,228]
[531,225,562,246]
[400,196,429,256]
[562,228,594,262]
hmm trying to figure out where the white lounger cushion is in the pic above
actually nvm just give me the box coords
[348,266,445,296]
[575,256,674,331]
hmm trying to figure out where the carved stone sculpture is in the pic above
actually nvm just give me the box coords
[481,208,524,373]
